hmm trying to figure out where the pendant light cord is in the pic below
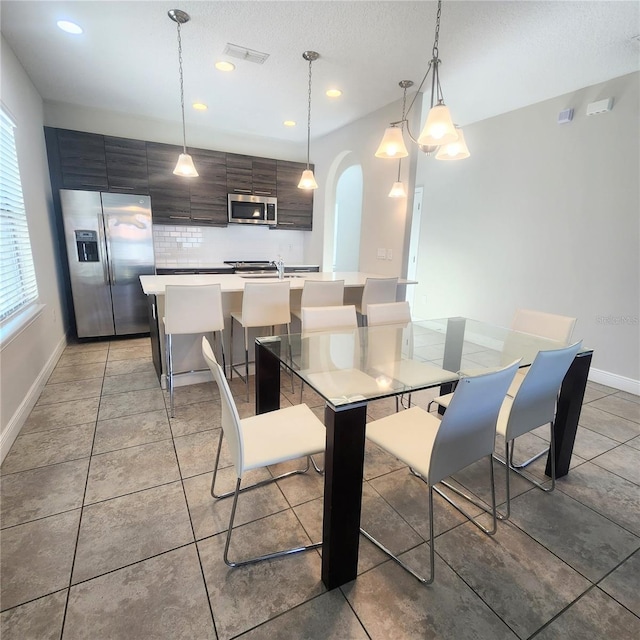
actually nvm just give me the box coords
[176,20,187,153]
[405,0,443,118]
[306,56,313,169]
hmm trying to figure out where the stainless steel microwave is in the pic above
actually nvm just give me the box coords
[228,194,277,226]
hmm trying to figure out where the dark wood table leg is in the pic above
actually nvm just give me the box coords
[255,340,281,414]
[546,350,593,478]
[321,402,368,590]
[438,317,466,414]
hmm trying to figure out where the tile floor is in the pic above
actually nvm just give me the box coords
[1,335,639,639]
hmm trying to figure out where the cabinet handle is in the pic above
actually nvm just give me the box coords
[168,215,190,219]
[233,188,252,194]
[253,190,273,195]
[191,217,212,221]
[111,185,135,190]
[278,221,295,225]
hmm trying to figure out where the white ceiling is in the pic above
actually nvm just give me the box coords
[2,1,639,145]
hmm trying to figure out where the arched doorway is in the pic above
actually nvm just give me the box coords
[332,164,363,271]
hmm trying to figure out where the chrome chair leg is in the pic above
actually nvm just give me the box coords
[360,485,435,585]
[166,333,175,418]
[223,477,321,567]
[509,444,549,469]
[435,455,498,535]
[494,421,557,521]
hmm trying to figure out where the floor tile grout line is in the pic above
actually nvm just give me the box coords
[587,443,640,487]
[58,360,106,640]
[167,392,220,639]
[554,481,640,538]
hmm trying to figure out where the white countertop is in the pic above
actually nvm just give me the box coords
[140,272,416,295]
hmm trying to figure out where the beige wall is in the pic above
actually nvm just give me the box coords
[1,36,68,459]
[413,72,639,388]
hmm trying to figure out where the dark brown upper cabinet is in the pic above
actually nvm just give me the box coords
[275,160,313,230]
[44,127,312,230]
[188,148,228,226]
[104,136,149,194]
[227,154,277,196]
[56,129,108,190]
[146,142,191,224]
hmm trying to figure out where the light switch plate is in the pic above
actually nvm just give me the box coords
[387,249,393,260]
[377,248,386,259]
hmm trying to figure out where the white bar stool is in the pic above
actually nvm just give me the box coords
[163,284,226,418]
[230,280,292,402]
[355,277,398,326]
[291,279,345,322]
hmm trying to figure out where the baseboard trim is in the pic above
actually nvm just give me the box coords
[588,367,639,396]
[0,333,68,464]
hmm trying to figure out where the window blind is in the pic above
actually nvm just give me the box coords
[0,107,38,322]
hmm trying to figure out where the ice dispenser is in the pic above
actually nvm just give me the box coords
[75,230,99,262]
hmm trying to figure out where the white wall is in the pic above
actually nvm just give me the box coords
[413,72,639,389]
[1,36,68,459]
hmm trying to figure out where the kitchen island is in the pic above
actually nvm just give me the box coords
[140,271,416,387]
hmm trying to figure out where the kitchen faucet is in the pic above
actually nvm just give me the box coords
[273,256,285,279]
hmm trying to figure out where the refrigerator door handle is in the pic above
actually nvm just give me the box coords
[102,215,116,285]
[97,214,111,284]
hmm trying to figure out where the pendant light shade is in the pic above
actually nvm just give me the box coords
[174,153,199,176]
[168,9,198,178]
[298,50,319,190]
[298,169,318,190]
[388,181,407,198]
[375,126,409,158]
[435,126,470,160]
[417,103,458,147]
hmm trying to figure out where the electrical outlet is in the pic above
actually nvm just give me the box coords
[387,249,393,260]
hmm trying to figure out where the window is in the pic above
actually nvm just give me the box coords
[0,106,38,323]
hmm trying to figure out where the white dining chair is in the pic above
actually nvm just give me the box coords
[362,360,520,584]
[230,280,292,402]
[291,279,345,322]
[355,277,398,326]
[163,284,226,418]
[202,337,326,567]
[366,300,412,410]
[428,309,577,420]
[495,341,582,519]
[299,305,358,405]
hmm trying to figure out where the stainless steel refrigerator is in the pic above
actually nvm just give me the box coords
[60,190,155,338]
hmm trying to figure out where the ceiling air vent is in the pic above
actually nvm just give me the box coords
[223,43,270,64]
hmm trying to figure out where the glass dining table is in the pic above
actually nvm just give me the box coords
[254,317,593,590]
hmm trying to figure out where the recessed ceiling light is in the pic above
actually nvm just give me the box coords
[57,20,83,35]
[215,61,235,72]
[283,120,296,127]
[192,103,208,111]
[326,89,342,98]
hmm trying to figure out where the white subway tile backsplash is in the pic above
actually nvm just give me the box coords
[152,223,306,268]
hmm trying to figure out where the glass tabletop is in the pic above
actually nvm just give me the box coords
[255,317,571,408]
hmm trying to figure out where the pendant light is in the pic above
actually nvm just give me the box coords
[375,0,469,161]
[386,81,412,197]
[298,51,319,190]
[168,9,198,177]
[435,125,470,160]
[388,161,408,198]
